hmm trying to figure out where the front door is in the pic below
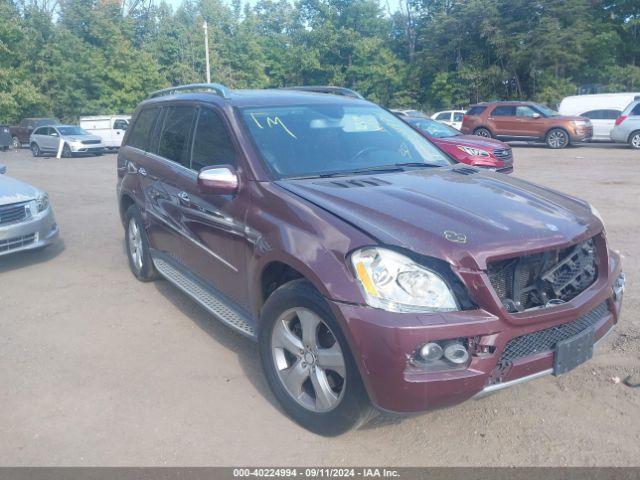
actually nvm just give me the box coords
[514,105,546,137]
[488,105,519,136]
[167,106,250,309]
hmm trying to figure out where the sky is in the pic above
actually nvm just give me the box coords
[161,0,404,15]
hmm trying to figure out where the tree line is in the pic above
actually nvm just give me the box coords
[1,0,639,123]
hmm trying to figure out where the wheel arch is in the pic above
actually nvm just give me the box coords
[119,193,136,225]
[628,129,640,143]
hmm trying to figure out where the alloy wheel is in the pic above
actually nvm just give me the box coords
[475,128,491,138]
[62,144,72,158]
[31,143,40,157]
[271,307,346,413]
[11,137,20,149]
[631,133,640,149]
[128,217,144,272]
[547,129,568,149]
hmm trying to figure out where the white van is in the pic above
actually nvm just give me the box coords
[558,93,640,141]
[79,115,131,149]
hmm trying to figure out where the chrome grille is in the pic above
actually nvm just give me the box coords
[488,237,598,312]
[498,301,609,367]
[0,203,28,226]
[0,233,36,253]
[492,148,512,164]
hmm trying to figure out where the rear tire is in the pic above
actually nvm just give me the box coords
[545,128,570,149]
[124,205,158,282]
[11,136,20,149]
[30,143,40,157]
[259,279,375,436]
[473,127,492,138]
[629,131,640,150]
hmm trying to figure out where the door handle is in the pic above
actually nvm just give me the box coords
[178,191,191,205]
[138,167,147,176]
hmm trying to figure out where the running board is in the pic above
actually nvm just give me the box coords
[151,254,257,340]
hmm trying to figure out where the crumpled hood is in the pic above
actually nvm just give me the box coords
[0,174,39,206]
[277,167,601,270]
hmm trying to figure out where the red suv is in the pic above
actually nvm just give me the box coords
[117,84,624,435]
[462,101,593,148]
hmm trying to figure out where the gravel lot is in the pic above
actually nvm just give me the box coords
[0,144,638,467]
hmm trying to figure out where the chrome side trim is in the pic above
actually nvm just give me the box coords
[474,369,553,399]
[145,208,238,272]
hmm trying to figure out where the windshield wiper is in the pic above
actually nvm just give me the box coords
[286,162,441,180]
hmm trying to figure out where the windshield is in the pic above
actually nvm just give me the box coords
[533,104,560,117]
[58,126,89,136]
[240,104,451,179]
[408,118,461,138]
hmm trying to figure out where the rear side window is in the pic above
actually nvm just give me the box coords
[33,127,46,135]
[581,109,621,120]
[127,108,158,151]
[631,103,640,116]
[435,112,451,121]
[491,105,516,116]
[466,106,486,116]
[191,108,236,172]
[157,106,196,167]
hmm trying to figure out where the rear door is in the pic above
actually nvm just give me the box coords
[581,110,620,140]
[488,105,518,136]
[169,105,250,308]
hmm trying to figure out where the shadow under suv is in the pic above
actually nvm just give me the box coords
[117,84,624,435]
[462,101,593,148]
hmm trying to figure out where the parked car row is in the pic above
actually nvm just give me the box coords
[114,83,624,435]
[422,93,640,150]
[5,115,131,157]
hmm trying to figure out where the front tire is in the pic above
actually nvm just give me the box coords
[474,127,492,138]
[124,205,157,282]
[545,128,570,149]
[259,279,374,436]
[629,131,640,150]
[61,143,72,158]
[30,143,40,157]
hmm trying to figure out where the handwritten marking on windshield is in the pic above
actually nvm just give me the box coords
[249,113,297,139]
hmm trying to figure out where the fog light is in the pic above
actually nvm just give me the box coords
[613,272,625,300]
[419,342,444,362]
[443,341,469,365]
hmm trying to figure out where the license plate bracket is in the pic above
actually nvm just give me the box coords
[553,327,595,376]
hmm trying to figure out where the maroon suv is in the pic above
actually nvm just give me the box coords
[117,84,625,436]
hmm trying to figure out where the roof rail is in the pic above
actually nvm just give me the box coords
[282,86,364,100]
[149,83,231,99]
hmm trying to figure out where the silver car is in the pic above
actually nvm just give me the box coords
[0,163,59,256]
[29,125,105,157]
[611,99,640,149]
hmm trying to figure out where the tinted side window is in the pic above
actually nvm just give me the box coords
[127,108,158,151]
[33,127,46,135]
[631,103,640,116]
[491,105,516,116]
[453,112,464,122]
[157,106,196,167]
[191,108,236,171]
[435,112,451,121]
[466,106,486,116]
[113,119,128,130]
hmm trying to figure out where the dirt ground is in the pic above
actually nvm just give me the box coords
[0,144,638,467]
